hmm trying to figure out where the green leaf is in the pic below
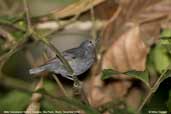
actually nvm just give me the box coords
[160,29,171,38]
[111,108,135,114]
[0,15,24,26]
[159,29,171,54]
[101,69,149,87]
[0,16,16,24]
[101,69,120,80]
[11,31,25,41]
[161,44,171,54]
[151,44,171,73]
[41,99,57,111]
[124,70,149,87]
[0,90,30,112]
[160,70,171,83]
[58,97,100,114]
[35,88,48,94]
[44,80,58,96]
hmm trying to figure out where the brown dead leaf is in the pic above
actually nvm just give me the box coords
[83,0,171,110]
[83,23,148,108]
[101,0,171,49]
[51,0,105,19]
[83,75,132,107]
[102,23,149,72]
[135,0,171,24]
[93,0,118,20]
[126,87,144,109]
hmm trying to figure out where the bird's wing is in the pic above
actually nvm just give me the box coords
[63,46,84,57]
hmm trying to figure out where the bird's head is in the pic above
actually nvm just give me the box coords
[80,40,95,50]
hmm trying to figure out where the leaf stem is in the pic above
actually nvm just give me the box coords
[137,65,170,113]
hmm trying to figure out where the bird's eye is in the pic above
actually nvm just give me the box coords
[89,40,93,44]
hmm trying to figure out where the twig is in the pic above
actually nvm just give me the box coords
[11,13,25,24]
[137,65,170,113]
[33,31,81,87]
[52,74,68,97]
[23,0,32,31]
[0,19,26,32]
[0,27,16,44]
[0,1,30,62]
[32,31,74,74]
[0,72,33,92]
[0,32,30,62]
[51,0,105,19]
[0,72,56,100]
[90,0,97,41]
[25,78,43,114]
[45,10,81,37]
[100,5,122,50]
[139,14,168,26]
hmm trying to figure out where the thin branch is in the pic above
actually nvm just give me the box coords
[45,10,81,37]
[0,27,16,44]
[137,65,170,113]
[52,74,68,97]
[90,0,97,41]
[139,14,168,25]
[25,78,43,114]
[0,32,30,63]
[23,0,32,31]
[0,0,31,64]
[33,31,81,87]
[32,31,74,74]
[0,19,26,32]
[0,72,33,92]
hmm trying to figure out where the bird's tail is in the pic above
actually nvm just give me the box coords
[29,65,47,74]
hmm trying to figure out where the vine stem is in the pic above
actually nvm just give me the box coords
[137,65,170,113]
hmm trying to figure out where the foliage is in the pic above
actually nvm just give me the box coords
[1,0,171,114]
[0,90,30,112]
[101,29,171,113]
[102,69,149,87]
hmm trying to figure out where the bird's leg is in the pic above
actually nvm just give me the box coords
[72,73,81,88]
[72,73,82,96]
[72,81,83,97]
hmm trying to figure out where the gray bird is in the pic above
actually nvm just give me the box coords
[29,40,96,80]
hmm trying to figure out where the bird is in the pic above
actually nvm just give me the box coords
[29,40,96,80]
